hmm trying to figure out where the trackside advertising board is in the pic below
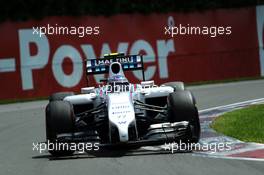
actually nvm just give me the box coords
[0,6,264,100]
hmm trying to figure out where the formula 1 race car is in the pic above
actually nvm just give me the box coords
[45,53,200,156]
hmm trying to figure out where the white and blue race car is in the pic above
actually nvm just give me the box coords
[45,53,200,156]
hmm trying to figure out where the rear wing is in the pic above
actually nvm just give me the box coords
[86,54,145,80]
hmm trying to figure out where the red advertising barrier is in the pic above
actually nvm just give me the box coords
[0,6,262,100]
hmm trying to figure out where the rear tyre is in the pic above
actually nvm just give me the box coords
[167,91,200,143]
[49,92,74,102]
[162,81,185,91]
[45,101,75,156]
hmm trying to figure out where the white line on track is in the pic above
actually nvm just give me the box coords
[199,98,264,113]
[193,153,264,162]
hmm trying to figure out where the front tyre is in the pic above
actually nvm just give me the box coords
[167,91,200,143]
[45,101,75,156]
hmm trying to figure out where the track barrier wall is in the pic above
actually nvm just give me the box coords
[0,6,264,100]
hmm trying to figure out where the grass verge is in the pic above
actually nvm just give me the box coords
[211,104,264,143]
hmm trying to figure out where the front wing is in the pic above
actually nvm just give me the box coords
[54,121,191,148]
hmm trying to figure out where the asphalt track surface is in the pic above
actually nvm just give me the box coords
[0,80,264,175]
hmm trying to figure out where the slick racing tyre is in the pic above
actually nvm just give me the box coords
[162,81,185,91]
[49,92,74,102]
[45,101,75,156]
[167,90,200,143]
